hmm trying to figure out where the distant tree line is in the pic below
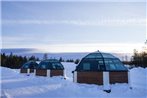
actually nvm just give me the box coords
[59,57,80,64]
[1,53,39,69]
[43,54,80,64]
[1,53,80,69]
[123,49,147,68]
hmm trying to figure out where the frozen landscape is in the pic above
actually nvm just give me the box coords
[0,62,147,98]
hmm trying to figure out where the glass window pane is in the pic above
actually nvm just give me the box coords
[109,64,117,70]
[52,62,63,69]
[113,59,127,70]
[42,64,46,69]
[98,60,104,64]
[85,53,102,58]
[105,59,117,70]
[23,64,29,68]
[83,63,90,70]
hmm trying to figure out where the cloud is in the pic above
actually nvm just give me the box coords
[2,39,145,53]
[2,18,146,26]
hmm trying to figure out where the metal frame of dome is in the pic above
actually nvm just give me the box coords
[20,61,38,74]
[73,51,131,93]
[35,59,65,77]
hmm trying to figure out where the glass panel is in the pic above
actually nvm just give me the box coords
[98,60,104,64]
[83,63,90,70]
[112,59,127,70]
[109,64,117,70]
[23,64,29,68]
[105,59,116,70]
[98,60,105,70]
[85,53,102,58]
[52,62,63,69]
[39,61,50,69]
[29,63,34,69]
[78,59,105,71]
[105,59,127,71]
[42,64,46,69]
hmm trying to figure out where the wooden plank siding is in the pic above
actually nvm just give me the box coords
[77,72,103,85]
[109,72,128,84]
[50,70,64,77]
[20,69,27,73]
[20,69,35,73]
[36,69,64,77]
[36,69,47,76]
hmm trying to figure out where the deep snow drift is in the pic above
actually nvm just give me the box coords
[0,62,147,98]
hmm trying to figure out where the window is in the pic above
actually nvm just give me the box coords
[105,59,117,70]
[113,59,127,70]
[78,59,105,71]
[105,59,127,71]
[98,60,104,64]
[42,64,46,69]
[85,53,102,59]
[52,62,63,69]
[23,64,29,68]
[109,64,116,70]
[83,63,90,70]
[39,61,50,69]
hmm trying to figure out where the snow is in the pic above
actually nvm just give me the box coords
[0,63,147,98]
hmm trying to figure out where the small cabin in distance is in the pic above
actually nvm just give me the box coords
[20,61,38,74]
[36,59,65,77]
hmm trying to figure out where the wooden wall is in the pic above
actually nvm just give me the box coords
[109,72,128,84]
[36,69,47,76]
[20,69,27,73]
[36,69,64,77]
[77,72,103,85]
[50,70,63,77]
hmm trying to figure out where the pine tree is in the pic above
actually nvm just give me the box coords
[75,59,80,64]
[59,57,64,62]
[29,55,36,60]
[43,53,48,60]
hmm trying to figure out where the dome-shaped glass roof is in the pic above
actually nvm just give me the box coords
[85,52,116,59]
[75,51,128,71]
[22,61,38,69]
[38,59,64,70]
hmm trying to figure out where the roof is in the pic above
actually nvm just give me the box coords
[85,51,116,59]
[75,51,128,71]
[37,59,64,70]
[22,61,38,69]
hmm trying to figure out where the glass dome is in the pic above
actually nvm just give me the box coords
[22,61,38,69]
[38,59,64,70]
[76,51,128,71]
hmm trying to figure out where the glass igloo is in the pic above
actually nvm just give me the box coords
[73,51,129,92]
[75,51,127,71]
[20,61,38,73]
[36,59,64,77]
[37,59,64,70]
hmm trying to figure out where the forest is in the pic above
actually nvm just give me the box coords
[0,52,80,69]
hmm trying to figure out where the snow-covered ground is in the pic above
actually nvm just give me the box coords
[0,62,147,98]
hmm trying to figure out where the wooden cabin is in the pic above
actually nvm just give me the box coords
[36,59,64,77]
[72,51,129,92]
